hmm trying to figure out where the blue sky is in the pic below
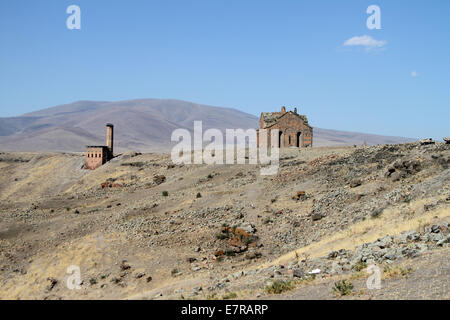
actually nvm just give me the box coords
[0,0,449,139]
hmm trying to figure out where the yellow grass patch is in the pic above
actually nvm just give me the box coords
[264,196,449,267]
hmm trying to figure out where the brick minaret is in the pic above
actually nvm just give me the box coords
[106,123,114,157]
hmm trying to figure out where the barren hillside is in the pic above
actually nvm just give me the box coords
[0,141,448,300]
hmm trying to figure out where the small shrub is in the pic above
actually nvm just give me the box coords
[383,266,413,278]
[222,292,237,300]
[349,271,365,280]
[66,207,71,212]
[216,233,229,240]
[371,208,384,218]
[206,293,217,300]
[242,236,256,246]
[89,278,97,285]
[111,277,121,284]
[224,250,235,257]
[402,195,411,203]
[265,280,295,294]
[351,261,367,272]
[162,191,169,197]
[74,209,80,214]
[171,268,179,276]
[300,274,316,284]
[332,280,354,296]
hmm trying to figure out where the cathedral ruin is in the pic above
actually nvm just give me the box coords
[257,106,313,148]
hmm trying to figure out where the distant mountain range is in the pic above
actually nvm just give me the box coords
[0,99,416,152]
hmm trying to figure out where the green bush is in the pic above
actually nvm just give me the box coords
[222,292,237,300]
[224,250,235,257]
[216,233,229,240]
[351,261,367,272]
[265,280,295,294]
[371,208,384,218]
[332,280,354,296]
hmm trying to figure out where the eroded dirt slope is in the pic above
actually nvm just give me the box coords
[0,142,448,300]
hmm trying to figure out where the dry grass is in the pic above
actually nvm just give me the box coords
[332,280,354,296]
[265,197,449,267]
[265,280,296,294]
[383,265,414,279]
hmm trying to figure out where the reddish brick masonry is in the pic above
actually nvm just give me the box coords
[85,124,114,170]
[257,107,313,148]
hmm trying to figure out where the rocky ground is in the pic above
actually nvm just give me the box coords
[0,141,448,300]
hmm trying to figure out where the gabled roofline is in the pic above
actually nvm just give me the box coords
[262,111,312,129]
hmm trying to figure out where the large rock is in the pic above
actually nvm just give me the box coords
[238,222,256,234]
[292,269,306,278]
[349,179,362,188]
[419,138,435,145]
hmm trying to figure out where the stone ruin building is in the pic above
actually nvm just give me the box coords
[257,106,313,148]
[85,123,114,170]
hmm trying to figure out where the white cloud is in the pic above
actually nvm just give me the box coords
[411,71,419,77]
[343,35,387,49]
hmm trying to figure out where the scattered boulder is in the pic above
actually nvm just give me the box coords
[444,137,450,144]
[245,251,262,260]
[238,222,256,234]
[213,250,225,257]
[121,161,145,168]
[192,286,202,295]
[217,224,258,250]
[349,179,362,188]
[120,260,131,271]
[419,138,435,145]
[311,213,323,221]
[101,182,123,188]
[437,235,450,246]
[292,269,306,278]
[46,277,58,291]
[292,191,307,201]
[121,151,142,159]
[385,158,421,181]
[153,175,166,185]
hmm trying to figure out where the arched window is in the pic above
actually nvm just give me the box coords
[297,132,302,147]
[278,131,282,148]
